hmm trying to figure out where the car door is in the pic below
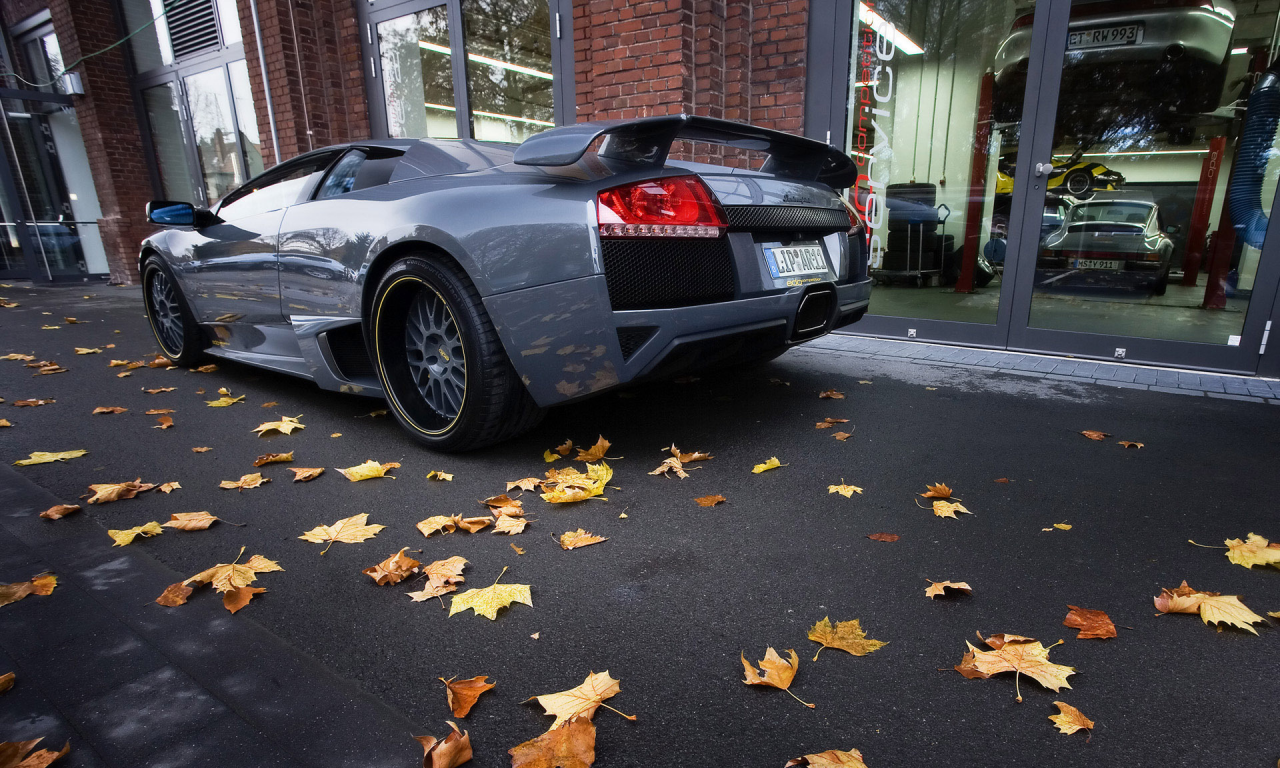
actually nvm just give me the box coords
[180,152,338,326]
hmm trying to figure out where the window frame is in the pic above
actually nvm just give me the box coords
[215,149,342,219]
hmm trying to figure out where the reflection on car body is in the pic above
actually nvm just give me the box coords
[1036,192,1175,296]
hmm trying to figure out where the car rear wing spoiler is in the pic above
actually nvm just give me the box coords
[512,114,857,189]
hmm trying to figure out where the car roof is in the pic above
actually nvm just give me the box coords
[1076,191,1155,205]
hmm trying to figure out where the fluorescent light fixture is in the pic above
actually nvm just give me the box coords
[424,101,554,127]
[1231,47,1249,54]
[852,80,881,88]
[419,41,553,80]
[857,3,924,55]
[424,101,457,112]
[1052,149,1208,158]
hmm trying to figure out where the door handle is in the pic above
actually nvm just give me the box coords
[1034,162,1054,177]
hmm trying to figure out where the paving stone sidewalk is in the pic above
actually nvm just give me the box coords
[0,464,422,768]
[816,333,1280,404]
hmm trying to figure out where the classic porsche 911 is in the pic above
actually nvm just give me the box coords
[1034,193,1175,296]
[141,115,871,451]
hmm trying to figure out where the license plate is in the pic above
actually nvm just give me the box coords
[1072,258,1123,270]
[765,243,828,279]
[1068,24,1143,49]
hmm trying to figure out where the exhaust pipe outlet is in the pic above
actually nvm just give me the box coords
[1164,44,1185,61]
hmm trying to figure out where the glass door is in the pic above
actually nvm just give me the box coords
[1005,0,1280,372]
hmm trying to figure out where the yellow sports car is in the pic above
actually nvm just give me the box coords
[995,157,1124,198]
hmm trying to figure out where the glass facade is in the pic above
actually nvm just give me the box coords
[378,7,459,139]
[462,0,555,142]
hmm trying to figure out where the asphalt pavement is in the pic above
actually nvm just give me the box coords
[1,282,1278,768]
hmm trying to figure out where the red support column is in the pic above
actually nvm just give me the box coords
[955,72,994,294]
[1180,136,1225,286]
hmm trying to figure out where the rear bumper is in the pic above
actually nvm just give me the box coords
[485,275,871,407]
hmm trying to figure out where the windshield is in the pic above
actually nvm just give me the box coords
[1068,202,1152,225]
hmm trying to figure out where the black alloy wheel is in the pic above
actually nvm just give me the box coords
[142,256,203,365]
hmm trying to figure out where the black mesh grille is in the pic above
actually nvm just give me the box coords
[616,326,657,360]
[168,0,221,59]
[725,205,851,234]
[601,239,736,311]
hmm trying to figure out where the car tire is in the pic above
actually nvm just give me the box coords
[142,256,205,366]
[1152,270,1169,297]
[1063,170,1093,198]
[369,254,543,452]
[886,182,937,207]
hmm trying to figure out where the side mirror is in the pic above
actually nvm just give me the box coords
[147,201,195,226]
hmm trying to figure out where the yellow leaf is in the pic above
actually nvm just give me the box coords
[507,477,540,492]
[649,457,690,478]
[299,513,386,553]
[807,616,886,660]
[741,647,813,707]
[752,457,784,473]
[527,671,631,728]
[0,419,9,428]
[540,461,612,503]
[449,568,531,620]
[253,452,294,467]
[206,395,245,407]
[0,572,58,607]
[494,516,528,535]
[336,459,400,481]
[407,556,468,602]
[75,347,101,355]
[426,470,453,481]
[362,547,421,585]
[86,478,155,504]
[925,580,972,599]
[162,512,220,530]
[543,448,560,463]
[1049,701,1095,735]
[158,548,282,612]
[920,482,953,498]
[252,415,305,436]
[13,449,88,466]
[1053,523,1072,531]
[818,389,845,399]
[785,748,869,767]
[108,521,163,546]
[92,407,127,414]
[559,529,607,550]
[1198,595,1267,635]
[575,435,616,462]
[955,634,1075,700]
[1224,533,1280,570]
[511,543,525,555]
[219,473,269,491]
[289,467,324,482]
[932,500,971,519]
[157,481,181,493]
[0,354,35,360]
[192,446,212,453]
[827,481,863,498]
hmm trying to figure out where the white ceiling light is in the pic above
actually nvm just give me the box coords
[857,3,924,55]
[419,41,553,80]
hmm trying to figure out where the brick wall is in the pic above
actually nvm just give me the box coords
[572,0,809,163]
[236,0,370,167]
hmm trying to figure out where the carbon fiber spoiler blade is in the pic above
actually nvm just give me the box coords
[512,114,856,188]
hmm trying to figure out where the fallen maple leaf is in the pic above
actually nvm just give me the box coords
[920,482,953,499]
[831,431,853,441]
[1080,430,1109,441]
[543,449,560,463]
[0,573,56,607]
[1152,580,1266,634]
[143,387,176,394]
[147,356,169,368]
[649,456,691,478]
[929,500,971,519]
[153,416,174,429]
[86,478,155,504]
[0,354,35,361]
[39,504,80,520]
[0,672,11,693]
[14,449,88,466]
[427,470,453,481]
[814,417,849,429]
[0,419,9,427]
[785,749,869,767]
[108,521,163,546]
[925,580,972,599]
[752,457,784,473]
[1063,605,1116,640]
[206,394,245,407]
[742,647,813,707]
[441,675,494,717]
[219,473,269,491]
[1118,441,1144,449]
[92,406,127,414]
[0,737,70,767]
[955,632,1074,701]
[819,389,845,399]
[509,718,594,768]
[481,495,524,516]
[407,556,468,602]
[261,401,279,408]
[867,532,899,542]
[161,512,224,531]
[252,415,304,436]
[337,459,400,481]
[494,516,527,535]
[64,317,81,324]
[807,617,886,660]
[1049,701,1095,736]
[417,515,494,537]
[364,548,421,585]
[145,408,174,415]
[192,446,211,453]
[415,721,472,768]
[576,435,616,461]
[1224,533,1280,570]
[449,567,531,619]
[695,494,726,507]
[995,478,1011,484]
[559,529,607,550]
[667,444,713,463]
[194,364,217,372]
[253,452,294,467]
[156,547,282,613]
[156,482,181,494]
[75,347,101,355]
[300,513,386,554]
[289,467,324,482]
[828,481,863,498]
[1042,522,1072,531]
[540,462,612,503]
[528,671,633,727]
[13,399,54,407]
[507,478,540,492]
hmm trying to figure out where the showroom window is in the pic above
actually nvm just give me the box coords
[365,0,569,141]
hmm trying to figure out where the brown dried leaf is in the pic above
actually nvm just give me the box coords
[219,473,269,491]
[785,748,869,767]
[143,387,176,394]
[192,446,211,453]
[807,616,886,660]
[408,556,469,602]
[667,444,713,463]
[1118,440,1144,449]
[555,438,574,456]
[1063,605,1117,640]
[741,648,812,707]
[40,504,80,520]
[931,500,971,519]
[416,721,473,768]
[649,457,690,478]
[925,580,972,599]
[507,478,540,492]
[86,478,155,504]
[336,460,399,481]
[1049,701,1095,735]
[1080,430,1109,441]
[440,675,494,718]
[261,401,278,408]
[528,671,630,727]
[300,513,386,553]
[575,435,615,462]
[695,494,726,507]
[161,512,220,531]
[481,495,524,516]
[195,364,218,372]
[867,532,899,542]
[13,399,54,407]
[920,483,953,499]
[0,737,70,767]
[559,529,607,550]
[814,417,849,429]
[0,671,13,693]
[146,408,175,415]
[153,416,174,429]
[253,452,294,467]
[92,406,127,414]
[831,431,853,441]
[0,573,57,607]
[818,389,845,399]
[223,586,266,614]
[289,467,324,482]
[363,548,421,585]
[954,633,1075,699]
[509,718,594,768]
[426,470,453,481]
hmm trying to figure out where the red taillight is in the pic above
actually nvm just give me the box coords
[597,175,727,238]
[1011,11,1034,29]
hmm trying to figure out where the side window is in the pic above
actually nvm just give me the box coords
[217,153,336,221]
[315,150,367,200]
